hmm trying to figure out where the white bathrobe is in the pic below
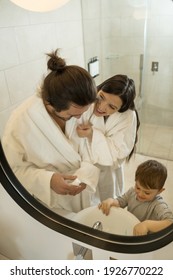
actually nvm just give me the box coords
[2,93,100,212]
[75,104,137,201]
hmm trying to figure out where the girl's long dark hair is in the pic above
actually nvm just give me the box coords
[97,74,140,160]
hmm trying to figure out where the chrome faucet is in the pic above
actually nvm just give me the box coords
[92,221,103,231]
[73,221,103,260]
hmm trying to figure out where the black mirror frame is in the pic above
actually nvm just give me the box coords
[1,141,173,255]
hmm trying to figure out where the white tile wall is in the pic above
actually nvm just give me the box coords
[0,28,19,69]
[0,71,11,110]
[5,58,46,104]
[15,24,58,63]
[0,0,30,27]
[0,0,84,136]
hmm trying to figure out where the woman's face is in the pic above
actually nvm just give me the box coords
[93,90,123,117]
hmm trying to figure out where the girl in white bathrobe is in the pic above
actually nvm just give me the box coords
[2,49,100,213]
[76,74,140,202]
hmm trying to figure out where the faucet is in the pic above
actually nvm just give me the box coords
[73,221,103,260]
[92,221,103,231]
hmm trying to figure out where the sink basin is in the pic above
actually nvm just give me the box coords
[72,206,140,236]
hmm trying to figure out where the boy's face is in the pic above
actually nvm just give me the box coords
[135,180,164,202]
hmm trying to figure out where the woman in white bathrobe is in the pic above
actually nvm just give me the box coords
[2,49,100,213]
[76,74,140,202]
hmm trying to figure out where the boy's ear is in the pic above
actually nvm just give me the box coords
[158,188,165,194]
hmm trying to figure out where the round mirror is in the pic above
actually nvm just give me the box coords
[1,0,173,259]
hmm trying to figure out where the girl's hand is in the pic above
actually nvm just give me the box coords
[76,123,93,140]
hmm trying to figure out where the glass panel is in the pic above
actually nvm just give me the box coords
[82,0,173,161]
[137,0,173,160]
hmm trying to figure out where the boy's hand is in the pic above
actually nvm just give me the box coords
[133,221,148,236]
[98,198,115,216]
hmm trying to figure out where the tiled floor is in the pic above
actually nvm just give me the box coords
[136,123,173,161]
[124,153,173,212]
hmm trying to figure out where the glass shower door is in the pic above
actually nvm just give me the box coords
[82,0,173,160]
[137,0,173,160]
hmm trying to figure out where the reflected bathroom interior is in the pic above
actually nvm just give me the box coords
[0,0,173,214]
[0,0,173,259]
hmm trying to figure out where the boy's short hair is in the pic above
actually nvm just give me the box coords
[135,160,167,190]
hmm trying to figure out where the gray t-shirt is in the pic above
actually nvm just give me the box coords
[117,187,173,222]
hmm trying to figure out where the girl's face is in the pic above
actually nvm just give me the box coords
[93,90,123,117]
[135,180,164,202]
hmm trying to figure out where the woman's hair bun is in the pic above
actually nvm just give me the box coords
[47,49,66,72]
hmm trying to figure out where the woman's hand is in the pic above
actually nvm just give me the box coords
[76,123,93,140]
[50,173,86,196]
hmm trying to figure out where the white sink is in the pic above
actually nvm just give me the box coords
[72,206,140,236]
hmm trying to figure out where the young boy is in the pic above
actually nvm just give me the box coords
[99,160,173,236]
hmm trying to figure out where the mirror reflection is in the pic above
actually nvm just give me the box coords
[1,0,173,237]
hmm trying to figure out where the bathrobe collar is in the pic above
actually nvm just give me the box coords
[27,95,81,168]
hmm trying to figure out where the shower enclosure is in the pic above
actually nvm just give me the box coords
[81,0,173,161]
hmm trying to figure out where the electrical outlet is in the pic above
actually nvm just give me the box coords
[151,62,159,72]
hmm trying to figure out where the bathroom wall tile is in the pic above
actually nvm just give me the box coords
[144,125,173,160]
[0,104,20,137]
[144,72,173,114]
[54,0,82,21]
[55,21,83,50]
[61,46,85,67]
[0,71,11,110]
[137,123,157,155]
[5,58,46,104]
[110,0,128,17]
[148,143,169,164]
[168,144,173,162]
[117,1,134,17]
[15,24,57,64]
[150,0,173,16]
[147,37,173,57]
[137,123,173,160]
[0,0,29,27]
[118,37,144,55]
[160,57,173,78]
[102,18,121,38]
[0,28,19,70]
[133,18,146,36]
[147,16,161,37]
[85,41,101,62]
[81,0,100,20]
[82,19,100,44]
[28,0,81,24]
[121,18,134,37]
[157,16,173,37]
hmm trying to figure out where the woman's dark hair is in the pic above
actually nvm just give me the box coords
[97,74,140,160]
[41,49,97,111]
[135,160,167,190]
